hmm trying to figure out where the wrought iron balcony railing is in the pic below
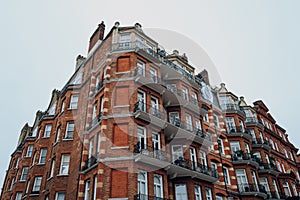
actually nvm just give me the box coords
[245,117,258,123]
[111,41,204,88]
[134,101,166,120]
[134,194,169,200]
[259,162,277,170]
[252,138,270,146]
[172,157,218,178]
[227,126,248,134]
[88,112,103,130]
[83,155,98,171]
[238,183,267,193]
[134,68,162,84]
[221,103,239,111]
[133,143,169,162]
[232,152,259,162]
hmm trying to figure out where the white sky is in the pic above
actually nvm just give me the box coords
[0,0,299,188]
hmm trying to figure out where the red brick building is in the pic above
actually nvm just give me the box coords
[1,21,299,200]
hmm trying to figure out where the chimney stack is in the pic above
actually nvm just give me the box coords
[88,21,106,52]
[75,55,86,70]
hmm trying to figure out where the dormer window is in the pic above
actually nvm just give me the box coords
[48,102,57,115]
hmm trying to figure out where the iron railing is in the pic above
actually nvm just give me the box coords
[111,41,204,87]
[172,157,218,178]
[83,155,98,171]
[134,194,169,200]
[252,138,270,146]
[221,103,239,111]
[238,183,267,193]
[88,112,103,130]
[227,126,248,134]
[134,68,162,84]
[232,152,259,162]
[133,143,169,161]
[259,162,277,170]
[245,117,258,123]
[134,101,166,120]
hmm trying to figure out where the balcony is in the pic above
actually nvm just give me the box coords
[82,155,98,171]
[92,79,105,96]
[88,112,103,131]
[245,117,264,128]
[164,118,212,147]
[227,126,252,141]
[162,88,208,116]
[232,152,259,168]
[252,139,271,151]
[133,143,169,169]
[222,103,245,117]
[167,157,218,182]
[134,194,170,200]
[238,183,268,198]
[258,163,280,176]
[134,68,165,94]
[133,102,166,128]
[111,41,204,89]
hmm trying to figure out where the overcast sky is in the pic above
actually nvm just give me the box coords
[0,0,299,188]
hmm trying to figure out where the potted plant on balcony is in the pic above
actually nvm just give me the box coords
[234,150,244,160]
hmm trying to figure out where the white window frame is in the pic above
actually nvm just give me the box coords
[20,167,29,181]
[38,148,47,164]
[185,113,193,131]
[44,124,52,138]
[169,112,180,126]
[137,90,146,112]
[172,145,183,162]
[191,92,198,104]
[138,126,147,150]
[49,159,56,178]
[205,188,212,200]
[200,151,207,166]
[138,171,148,196]
[55,191,65,200]
[48,102,57,115]
[149,67,158,83]
[32,176,42,192]
[25,145,34,157]
[69,94,79,109]
[137,60,146,77]
[218,138,225,154]
[190,147,197,169]
[84,179,90,200]
[259,177,271,197]
[283,182,291,197]
[194,185,202,200]
[213,114,220,128]
[59,154,70,175]
[64,121,75,139]
[55,127,61,143]
[175,184,188,200]
[61,99,65,113]
[226,117,236,133]
[93,175,97,200]
[15,192,22,200]
[236,169,248,192]
[182,86,189,101]
[150,96,159,116]
[154,174,163,198]
[223,166,231,185]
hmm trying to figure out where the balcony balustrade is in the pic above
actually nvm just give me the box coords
[238,183,268,198]
[134,194,170,200]
[83,155,98,171]
[88,112,103,131]
[111,41,204,88]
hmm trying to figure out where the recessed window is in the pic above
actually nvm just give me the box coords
[175,184,188,200]
[137,60,145,76]
[38,148,47,164]
[149,67,158,83]
[61,99,65,113]
[48,102,57,115]
[43,124,52,138]
[84,179,90,200]
[20,167,29,181]
[15,192,22,200]
[49,159,56,178]
[213,114,219,128]
[55,191,65,200]
[59,154,70,175]
[205,188,212,200]
[194,185,202,200]
[283,182,291,197]
[217,138,225,154]
[25,145,34,157]
[55,127,61,143]
[64,121,75,139]
[69,95,79,109]
[138,171,148,197]
[182,86,189,101]
[223,167,231,185]
[32,176,42,192]
[154,174,163,198]
[185,113,193,131]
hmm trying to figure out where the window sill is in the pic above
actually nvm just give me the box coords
[47,177,53,181]
[42,136,50,139]
[111,146,129,150]
[62,138,74,141]
[19,180,26,183]
[67,108,78,111]
[57,174,69,177]
[37,163,45,166]
[113,105,130,108]
[53,142,58,147]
